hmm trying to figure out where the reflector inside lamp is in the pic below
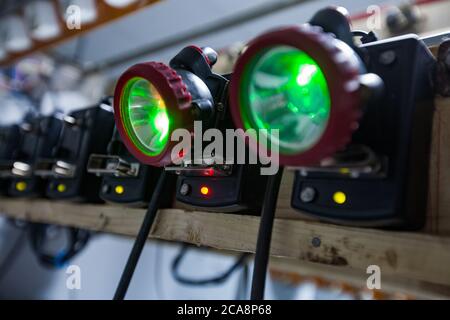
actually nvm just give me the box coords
[240,45,331,154]
[120,77,170,156]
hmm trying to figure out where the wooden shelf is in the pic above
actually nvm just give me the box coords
[1,196,450,298]
[0,98,449,298]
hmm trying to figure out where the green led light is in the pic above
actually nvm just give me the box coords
[240,46,331,154]
[121,77,170,156]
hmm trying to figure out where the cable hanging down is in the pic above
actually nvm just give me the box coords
[113,170,169,300]
[250,168,284,300]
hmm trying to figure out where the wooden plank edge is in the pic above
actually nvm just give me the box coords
[1,198,450,292]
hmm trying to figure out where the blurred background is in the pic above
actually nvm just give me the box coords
[0,0,448,299]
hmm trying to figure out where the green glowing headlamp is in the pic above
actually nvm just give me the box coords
[229,26,362,166]
[114,62,192,166]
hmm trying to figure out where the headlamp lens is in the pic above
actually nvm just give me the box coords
[121,77,170,156]
[241,45,331,154]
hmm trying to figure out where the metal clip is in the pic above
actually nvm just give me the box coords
[87,154,139,177]
[34,159,76,178]
[11,161,32,177]
[289,145,386,178]
[165,157,232,177]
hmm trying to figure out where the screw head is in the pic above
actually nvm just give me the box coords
[312,237,321,247]
[300,187,316,203]
[179,183,190,196]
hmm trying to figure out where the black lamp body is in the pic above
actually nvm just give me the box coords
[0,125,22,193]
[292,34,436,229]
[7,116,63,197]
[89,129,173,207]
[37,104,115,202]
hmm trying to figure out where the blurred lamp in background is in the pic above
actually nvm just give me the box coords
[0,92,34,126]
[1,15,32,53]
[25,0,61,41]
[103,0,139,8]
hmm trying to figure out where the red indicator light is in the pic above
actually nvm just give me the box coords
[204,168,214,176]
[200,186,210,196]
[178,150,185,159]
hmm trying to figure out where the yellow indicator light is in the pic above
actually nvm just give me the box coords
[339,168,350,175]
[57,184,66,193]
[333,191,347,205]
[16,181,27,192]
[115,185,125,195]
[200,186,210,196]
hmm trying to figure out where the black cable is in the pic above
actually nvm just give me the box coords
[352,30,369,37]
[113,170,168,300]
[250,167,284,300]
[352,30,379,44]
[171,244,249,286]
[28,223,90,268]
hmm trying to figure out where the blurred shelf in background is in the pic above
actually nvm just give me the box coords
[0,0,161,67]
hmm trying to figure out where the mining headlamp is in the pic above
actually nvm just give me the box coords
[229,7,437,229]
[114,46,222,167]
[229,24,366,166]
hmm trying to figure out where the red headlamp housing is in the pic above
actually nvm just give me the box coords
[114,62,193,167]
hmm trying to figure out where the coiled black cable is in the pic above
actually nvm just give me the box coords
[28,223,90,268]
[113,170,169,300]
[171,244,249,286]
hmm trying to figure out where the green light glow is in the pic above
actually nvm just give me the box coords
[240,46,331,154]
[121,77,170,156]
